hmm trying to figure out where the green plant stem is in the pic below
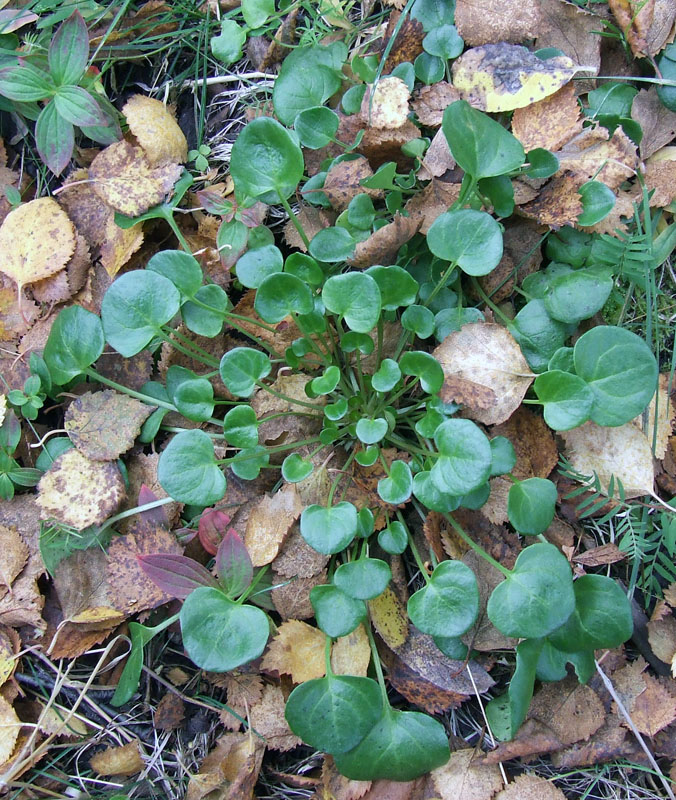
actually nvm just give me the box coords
[253,379,324,410]
[278,194,310,249]
[237,565,269,604]
[325,634,334,676]
[386,432,434,458]
[328,448,357,505]
[161,326,220,367]
[441,512,511,577]
[376,317,384,367]
[422,262,458,309]
[84,369,177,412]
[365,617,391,707]
[224,310,278,334]
[290,313,330,365]
[226,319,283,360]
[97,496,175,536]
[401,514,430,584]
[217,436,322,465]
[470,278,514,327]
[165,213,193,254]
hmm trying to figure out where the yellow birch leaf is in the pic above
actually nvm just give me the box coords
[260,619,325,683]
[368,587,409,650]
[331,624,371,677]
[452,43,581,112]
[0,695,21,766]
[0,197,75,291]
[122,94,188,166]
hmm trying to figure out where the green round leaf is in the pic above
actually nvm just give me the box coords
[507,477,557,535]
[300,502,358,554]
[355,445,379,466]
[573,326,658,426]
[548,346,575,373]
[490,436,516,476]
[340,332,374,355]
[254,272,314,323]
[533,370,594,430]
[407,560,479,637]
[322,272,381,333]
[158,430,226,505]
[210,19,246,65]
[356,417,388,445]
[285,252,324,286]
[577,180,616,226]
[310,584,367,637]
[43,306,104,385]
[230,446,269,480]
[235,244,283,289]
[371,359,401,393]
[325,397,348,420]
[295,106,340,149]
[544,268,613,324]
[101,270,180,357]
[309,226,356,263]
[311,365,341,395]
[487,543,575,639]
[414,52,444,84]
[219,347,271,397]
[223,406,259,448]
[401,304,435,338]
[422,25,463,59]
[431,419,492,495]
[183,284,228,337]
[281,453,314,482]
[433,635,468,660]
[548,574,633,652]
[411,0,455,29]
[167,368,215,422]
[285,674,382,754]
[180,587,268,671]
[147,250,203,297]
[334,558,392,600]
[230,117,304,203]
[427,209,503,276]
[365,265,418,310]
[511,299,567,373]
[347,193,376,230]
[399,351,444,394]
[412,470,461,513]
[334,707,450,781]
[378,521,408,554]
[525,148,559,179]
[377,460,412,505]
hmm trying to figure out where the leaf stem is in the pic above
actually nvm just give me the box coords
[278,193,310,249]
[365,617,390,707]
[400,512,430,584]
[253,379,325,410]
[441,512,511,577]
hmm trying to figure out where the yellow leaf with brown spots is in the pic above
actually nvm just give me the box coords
[556,126,637,190]
[360,76,411,129]
[511,83,584,153]
[0,526,28,591]
[89,140,183,217]
[99,215,144,278]
[0,625,19,689]
[0,197,75,291]
[452,43,580,112]
[122,95,188,166]
[37,448,125,531]
[368,587,408,649]
[644,146,676,207]
[261,619,326,683]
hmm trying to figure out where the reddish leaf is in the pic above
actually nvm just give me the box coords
[215,529,253,598]
[137,553,219,599]
[137,485,170,530]
[198,509,232,555]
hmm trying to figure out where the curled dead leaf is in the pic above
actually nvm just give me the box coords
[122,94,188,166]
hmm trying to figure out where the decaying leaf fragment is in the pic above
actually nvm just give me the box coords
[122,94,188,166]
[411,82,461,128]
[90,740,144,776]
[455,0,542,45]
[452,43,580,112]
[244,484,303,566]
[431,748,504,800]
[261,619,326,683]
[0,694,21,765]
[360,76,411,129]
[511,83,583,153]
[433,322,535,425]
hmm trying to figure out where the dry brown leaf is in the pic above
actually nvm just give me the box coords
[53,549,119,626]
[431,748,504,800]
[519,174,584,228]
[0,282,38,343]
[462,550,518,651]
[272,525,330,578]
[37,448,125,530]
[493,406,559,479]
[418,129,456,180]
[30,268,72,304]
[331,624,371,677]
[411,82,461,127]
[556,126,638,190]
[608,0,673,57]
[648,602,676,670]
[106,527,183,615]
[0,625,19,690]
[624,671,676,736]
[312,755,372,800]
[322,156,382,213]
[382,12,425,71]
[284,204,335,252]
[359,77,411,130]
[99,215,144,278]
[89,140,183,216]
[357,119,420,170]
[65,390,154,460]
[512,83,584,153]
[573,542,627,567]
[219,672,264,729]
[252,373,325,443]
[272,569,327,620]
[433,322,535,425]
[494,774,566,799]
[122,95,188,166]
[96,349,154,393]
[185,731,265,800]
[0,197,75,292]
[244,484,302,567]
[0,526,28,591]
[536,0,601,91]
[248,683,302,751]
[644,146,676,207]
[561,420,655,498]
[0,694,21,766]
[261,619,325,683]
[632,88,676,159]
[455,0,542,45]
[584,188,635,236]
[478,217,544,303]
[446,507,521,570]
[90,740,144,776]
[154,692,185,731]
[57,169,111,249]
[405,179,461,235]
[348,212,420,268]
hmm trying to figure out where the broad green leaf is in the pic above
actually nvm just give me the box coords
[35,101,74,176]
[309,226,356,263]
[310,584,367,637]
[43,305,104,385]
[371,359,401,392]
[322,272,381,332]
[411,0,455,30]
[486,638,543,741]
[340,332,374,355]
[183,284,228,337]
[101,270,180,357]
[166,366,214,422]
[378,521,408,554]
[401,304,435,338]
[242,0,274,28]
[281,453,314,482]
[285,674,382,754]
[399,351,444,393]
[489,436,516,476]
[147,249,203,297]
[365,265,418,309]
[48,11,89,85]
[284,252,324,286]
[53,85,106,127]
[300,502,358,554]
[230,445,269,480]
[442,100,525,179]
[355,445,379,466]
[311,365,340,394]
[347,193,376,230]
[158,430,226,505]
[548,574,633,652]
[255,272,314,323]
[377,460,412,505]
[412,470,461,513]
[407,560,479,637]
[525,148,559,179]
[487,543,575,639]
[511,298,567,373]
[230,117,304,204]
[423,25,463,60]
[180,587,269,671]
[295,106,340,149]
[427,209,502,276]
[334,707,450,781]
[533,370,594,430]
[433,635,468,659]
[0,63,53,101]
[210,19,246,65]
[334,558,392,600]
[236,244,283,289]
[577,180,616,226]
[507,477,557,535]
[414,52,445,84]
[544,268,613,324]
[431,419,492,495]
[219,347,271,397]
[223,406,259,449]
[573,326,658,426]
[356,417,388,445]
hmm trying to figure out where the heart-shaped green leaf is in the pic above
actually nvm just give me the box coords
[43,306,104,385]
[427,209,503,276]
[355,445,379,466]
[365,265,418,310]
[401,304,435,338]
[340,332,374,355]
[490,436,516,476]
[230,445,269,480]
[183,284,228,337]
[311,365,341,395]
[533,370,594,430]
[235,244,283,289]
[322,272,381,332]
[412,470,461,513]
[371,359,401,392]
[285,674,382,754]
[254,272,314,323]
[281,453,314,482]
[180,587,269,671]
[223,406,259,448]
[577,180,616,226]
[399,351,444,394]
[219,347,272,397]
[147,249,203,297]
[356,417,388,445]
[544,268,613,324]
[284,252,324,286]
[310,584,367,637]
[431,419,492,495]
[377,460,412,505]
[334,558,392,600]
[166,366,214,423]
[433,635,468,660]
[294,105,340,149]
[158,430,226,505]
[309,226,356,263]
[507,477,558,535]
[300,502,359,554]
[488,543,575,639]
[378,521,408,554]
[407,560,479,637]
[325,397,348,421]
